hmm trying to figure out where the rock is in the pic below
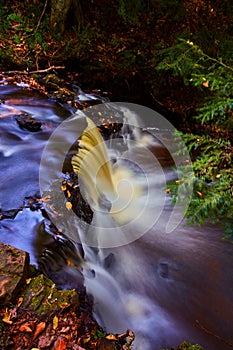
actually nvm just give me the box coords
[16,114,42,132]
[20,274,79,317]
[176,341,205,350]
[97,338,118,350]
[0,243,29,304]
[43,74,64,88]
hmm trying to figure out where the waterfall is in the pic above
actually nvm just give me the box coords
[39,102,198,349]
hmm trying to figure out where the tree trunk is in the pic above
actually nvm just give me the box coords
[50,0,72,34]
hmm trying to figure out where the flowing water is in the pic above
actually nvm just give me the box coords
[0,84,233,350]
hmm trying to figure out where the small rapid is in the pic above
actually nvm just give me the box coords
[0,85,232,350]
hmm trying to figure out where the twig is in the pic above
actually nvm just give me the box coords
[0,66,65,76]
[35,0,48,32]
[29,66,65,74]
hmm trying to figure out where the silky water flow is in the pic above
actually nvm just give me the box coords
[39,102,233,350]
[1,87,232,350]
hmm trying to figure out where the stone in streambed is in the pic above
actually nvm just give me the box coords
[20,274,79,317]
[16,113,42,132]
[0,243,29,304]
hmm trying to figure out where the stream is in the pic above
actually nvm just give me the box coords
[0,84,233,350]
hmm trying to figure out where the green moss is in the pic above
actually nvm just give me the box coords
[177,341,205,350]
[20,274,79,317]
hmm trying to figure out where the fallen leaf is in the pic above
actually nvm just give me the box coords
[17,296,23,306]
[106,334,117,340]
[2,308,13,324]
[61,184,67,191]
[19,323,33,332]
[66,201,72,210]
[53,315,59,330]
[33,321,46,339]
[196,191,203,198]
[202,81,209,87]
[52,336,67,350]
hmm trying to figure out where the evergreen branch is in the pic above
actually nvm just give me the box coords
[185,40,233,72]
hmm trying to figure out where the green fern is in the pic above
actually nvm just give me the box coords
[158,39,233,236]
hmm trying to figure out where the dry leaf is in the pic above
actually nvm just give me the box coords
[33,321,46,339]
[61,184,67,191]
[106,334,118,340]
[2,308,13,324]
[53,315,59,330]
[19,323,33,332]
[39,195,51,202]
[17,297,23,306]
[66,201,72,210]
[52,336,67,350]
[202,81,209,87]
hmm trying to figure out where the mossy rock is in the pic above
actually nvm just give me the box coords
[0,243,29,305]
[19,274,79,317]
[176,341,205,350]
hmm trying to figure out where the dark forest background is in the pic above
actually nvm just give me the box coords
[0,0,232,237]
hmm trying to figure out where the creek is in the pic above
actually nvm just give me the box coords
[0,84,232,350]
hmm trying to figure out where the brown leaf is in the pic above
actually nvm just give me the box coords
[202,81,209,87]
[17,296,24,306]
[2,308,13,324]
[19,323,33,332]
[52,336,67,350]
[33,321,46,339]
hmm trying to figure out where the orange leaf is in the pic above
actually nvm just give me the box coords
[202,81,209,88]
[19,323,33,332]
[52,336,67,350]
[33,322,46,339]
[66,201,72,210]
[196,191,203,198]
[2,308,13,324]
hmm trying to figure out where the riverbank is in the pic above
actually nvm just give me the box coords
[0,242,206,350]
[0,242,135,350]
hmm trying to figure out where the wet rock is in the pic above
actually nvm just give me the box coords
[0,243,29,304]
[43,74,64,89]
[158,262,169,279]
[16,114,42,132]
[52,87,76,103]
[20,274,79,317]
[97,337,118,350]
[176,341,205,350]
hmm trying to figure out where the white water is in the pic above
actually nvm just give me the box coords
[1,85,232,349]
[80,215,233,349]
[59,108,233,349]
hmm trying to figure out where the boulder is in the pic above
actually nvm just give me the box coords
[20,274,79,316]
[0,243,29,304]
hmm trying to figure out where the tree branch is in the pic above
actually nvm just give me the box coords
[0,66,65,76]
[35,0,48,32]
[29,66,65,74]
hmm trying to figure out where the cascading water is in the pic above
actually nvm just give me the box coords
[40,102,233,350]
[1,85,232,350]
